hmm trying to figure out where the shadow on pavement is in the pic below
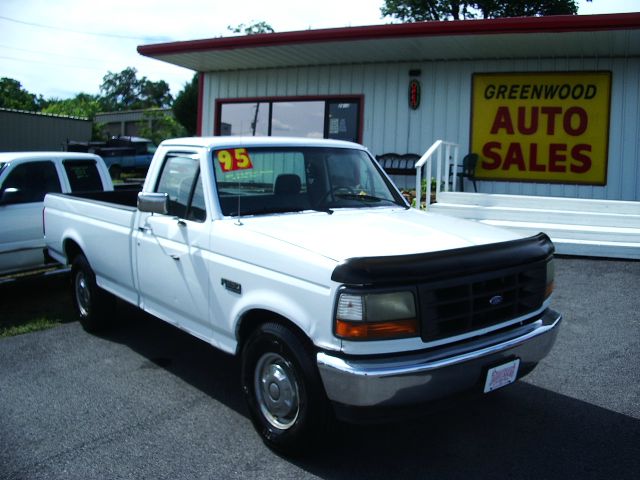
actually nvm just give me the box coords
[100,304,640,480]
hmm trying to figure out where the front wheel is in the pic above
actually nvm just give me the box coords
[241,322,332,454]
[71,254,115,332]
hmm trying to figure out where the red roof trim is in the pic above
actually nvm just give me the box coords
[138,13,640,57]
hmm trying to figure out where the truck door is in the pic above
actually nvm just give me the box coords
[0,159,62,275]
[135,151,212,335]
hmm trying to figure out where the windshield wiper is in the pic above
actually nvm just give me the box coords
[334,193,401,205]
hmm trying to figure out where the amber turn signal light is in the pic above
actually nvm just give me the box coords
[335,318,419,340]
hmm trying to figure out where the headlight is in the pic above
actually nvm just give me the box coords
[335,291,418,340]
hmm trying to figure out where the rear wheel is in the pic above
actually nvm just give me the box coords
[71,254,115,332]
[241,322,332,454]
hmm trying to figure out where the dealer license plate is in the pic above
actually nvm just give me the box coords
[483,359,520,393]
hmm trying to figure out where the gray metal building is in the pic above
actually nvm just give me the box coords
[0,108,91,152]
[95,108,173,138]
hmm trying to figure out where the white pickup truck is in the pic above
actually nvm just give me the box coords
[44,137,561,453]
[0,152,113,280]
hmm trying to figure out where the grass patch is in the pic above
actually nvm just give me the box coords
[0,274,76,338]
[1,318,62,338]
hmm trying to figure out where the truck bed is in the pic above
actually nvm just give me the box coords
[44,188,142,305]
[64,188,141,209]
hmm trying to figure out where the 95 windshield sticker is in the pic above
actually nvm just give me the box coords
[216,148,253,172]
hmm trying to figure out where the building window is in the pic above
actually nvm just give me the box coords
[216,97,362,143]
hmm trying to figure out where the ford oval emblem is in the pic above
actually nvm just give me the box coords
[489,295,504,306]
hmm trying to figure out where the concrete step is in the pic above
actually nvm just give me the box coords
[477,219,640,243]
[428,192,640,259]
[435,191,640,215]
[429,202,640,228]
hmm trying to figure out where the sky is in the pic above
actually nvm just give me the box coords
[1,0,639,100]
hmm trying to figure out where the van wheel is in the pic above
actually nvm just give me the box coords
[71,254,115,332]
[241,322,331,455]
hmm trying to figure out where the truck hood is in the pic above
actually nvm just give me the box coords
[239,207,523,262]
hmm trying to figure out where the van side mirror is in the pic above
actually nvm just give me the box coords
[137,192,169,214]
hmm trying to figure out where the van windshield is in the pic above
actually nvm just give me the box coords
[212,147,405,217]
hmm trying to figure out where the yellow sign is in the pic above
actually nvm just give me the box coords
[471,72,611,185]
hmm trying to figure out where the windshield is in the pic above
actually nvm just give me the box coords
[213,146,404,217]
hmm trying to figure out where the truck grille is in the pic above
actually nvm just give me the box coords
[418,261,547,342]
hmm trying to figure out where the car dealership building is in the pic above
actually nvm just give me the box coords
[139,13,640,257]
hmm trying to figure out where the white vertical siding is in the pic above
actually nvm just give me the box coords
[202,56,640,201]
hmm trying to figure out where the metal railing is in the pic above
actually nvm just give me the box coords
[414,140,460,209]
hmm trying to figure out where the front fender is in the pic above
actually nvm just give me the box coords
[229,284,339,354]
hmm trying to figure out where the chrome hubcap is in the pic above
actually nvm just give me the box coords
[75,271,90,317]
[254,352,299,430]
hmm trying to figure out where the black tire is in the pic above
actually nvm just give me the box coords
[71,254,115,333]
[241,322,332,455]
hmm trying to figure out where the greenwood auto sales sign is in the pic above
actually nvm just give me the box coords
[471,72,611,185]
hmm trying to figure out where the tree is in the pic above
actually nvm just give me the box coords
[42,93,102,119]
[380,0,578,21]
[172,74,199,136]
[227,21,275,35]
[99,67,173,111]
[0,77,45,111]
[138,110,187,146]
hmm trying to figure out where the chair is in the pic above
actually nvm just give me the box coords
[274,174,301,195]
[450,153,478,192]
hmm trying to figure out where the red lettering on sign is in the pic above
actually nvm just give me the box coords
[490,106,590,137]
[528,144,545,172]
[564,107,588,136]
[490,107,514,134]
[502,143,527,171]
[481,142,502,169]
[480,142,593,175]
[541,107,563,135]
[548,144,567,172]
[571,144,592,173]
[517,107,538,135]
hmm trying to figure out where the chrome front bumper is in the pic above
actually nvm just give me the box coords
[317,309,562,408]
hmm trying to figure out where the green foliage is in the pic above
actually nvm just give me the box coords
[42,93,102,119]
[381,0,578,21]
[99,67,173,111]
[91,122,108,142]
[172,74,199,136]
[2,68,183,142]
[0,77,46,111]
[1,276,75,338]
[227,20,275,35]
[138,110,187,146]
[0,318,61,338]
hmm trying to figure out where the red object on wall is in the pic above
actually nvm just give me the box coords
[409,79,421,110]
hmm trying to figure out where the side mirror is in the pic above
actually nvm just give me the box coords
[0,187,24,206]
[137,192,169,214]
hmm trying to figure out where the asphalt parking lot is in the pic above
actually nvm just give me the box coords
[1,257,639,479]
